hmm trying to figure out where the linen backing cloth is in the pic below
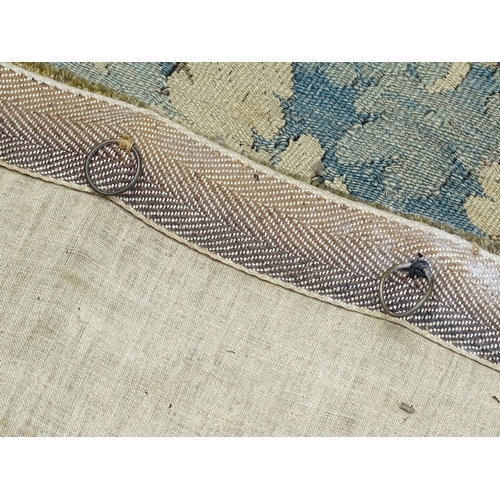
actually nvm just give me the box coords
[1,63,500,436]
[1,166,500,437]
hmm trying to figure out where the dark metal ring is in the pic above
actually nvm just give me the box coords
[84,140,142,196]
[379,260,434,317]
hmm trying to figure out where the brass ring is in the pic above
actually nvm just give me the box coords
[379,259,434,317]
[85,140,142,196]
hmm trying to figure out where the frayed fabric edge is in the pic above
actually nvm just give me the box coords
[11,61,500,257]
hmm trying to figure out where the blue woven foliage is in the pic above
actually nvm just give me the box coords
[254,62,500,236]
[44,62,500,237]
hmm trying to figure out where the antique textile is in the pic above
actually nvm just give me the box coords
[28,62,500,249]
[1,63,500,436]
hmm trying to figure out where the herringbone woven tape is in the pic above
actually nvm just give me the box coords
[1,64,499,364]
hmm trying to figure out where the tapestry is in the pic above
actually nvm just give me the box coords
[1,63,500,364]
[23,61,500,249]
[1,62,500,436]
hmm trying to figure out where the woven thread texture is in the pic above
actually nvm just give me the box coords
[41,62,500,242]
[1,65,500,364]
[1,167,500,437]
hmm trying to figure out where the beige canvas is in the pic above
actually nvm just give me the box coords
[1,166,499,436]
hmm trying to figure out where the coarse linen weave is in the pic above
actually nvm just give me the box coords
[1,63,500,436]
[1,167,500,436]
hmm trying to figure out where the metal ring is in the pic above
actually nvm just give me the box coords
[379,261,434,317]
[84,140,142,196]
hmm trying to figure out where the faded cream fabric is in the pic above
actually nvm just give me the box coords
[166,62,294,166]
[1,167,499,437]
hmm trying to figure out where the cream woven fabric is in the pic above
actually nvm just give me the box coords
[1,167,499,436]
